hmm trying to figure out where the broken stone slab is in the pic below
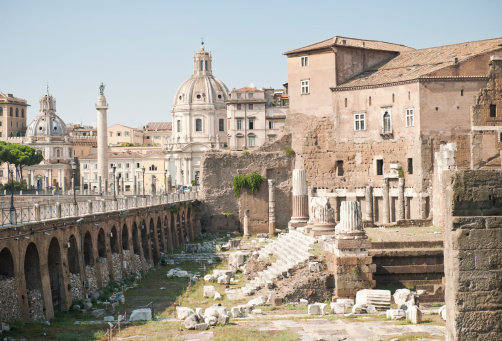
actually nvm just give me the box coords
[406,305,422,324]
[365,305,377,314]
[336,298,354,307]
[176,307,195,320]
[355,289,391,310]
[299,298,308,306]
[176,270,190,278]
[218,314,230,325]
[72,305,81,311]
[317,303,328,315]
[204,274,214,282]
[103,316,114,322]
[83,302,93,310]
[196,307,203,316]
[91,309,106,318]
[2,323,10,332]
[229,251,246,269]
[309,262,320,272]
[351,303,363,314]
[214,292,222,301]
[204,305,228,319]
[439,305,446,321]
[248,296,267,307]
[241,286,255,296]
[205,316,218,326]
[195,323,208,331]
[331,303,345,314]
[266,280,274,289]
[203,285,216,298]
[184,314,199,330]
[251,309,263,315]
[129,308,152,321]
[217,275,231,285]
[238,304,253,315]
[386,309,406,320]
[308,304,321,315]
[393,289,412,307]
[213,269,236,278]
[231,306,240,318]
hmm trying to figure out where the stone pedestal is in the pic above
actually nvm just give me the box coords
[289,169,309,228]
[268,179,276,237]
[311,197,336,237]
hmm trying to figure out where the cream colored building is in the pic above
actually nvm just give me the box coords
[141,122,172,146]
[108,124,144,146]
[80,150,169,194]
[165,42,228,186]
[227,86,288,150]
[0,92,29,138]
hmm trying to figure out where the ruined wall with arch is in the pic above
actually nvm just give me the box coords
[0,201,196,322]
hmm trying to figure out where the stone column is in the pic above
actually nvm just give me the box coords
[337,201,366,239]
[58,169,61,189]
[98,176,102,195]
[30,171,35,190]
[365,184,374,226]
[167,175,172,193]
[289,169,309,228]
[268,179,276,237]
[133,175,137,195]
[311,197,336,237]
[397,178,405,221]
[382,178,390,224]
[49,169,53,188]
[96,91,109,188]
[62,172,66,193]
[307,187,315,230]
[243,209,250,237]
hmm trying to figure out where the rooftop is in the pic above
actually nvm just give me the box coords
[141,122,172,131]
[334,37,502,90]
[284,35,413,55]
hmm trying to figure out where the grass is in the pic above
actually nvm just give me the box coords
[308,244,321,257]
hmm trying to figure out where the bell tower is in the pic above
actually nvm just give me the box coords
[193,41,212,76]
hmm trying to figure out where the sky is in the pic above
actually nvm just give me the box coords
[2,0,501,128]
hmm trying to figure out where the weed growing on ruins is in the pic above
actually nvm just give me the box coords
[232,172,267,197]
[308,244,321,256]
[242,150,250,155]
[352,266,360,278]
[284,148,295,156]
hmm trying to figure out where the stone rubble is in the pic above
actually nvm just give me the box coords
[70,273,84,301]
[129,308,152,321]
[355,289,391,310]
[112,253,122,280]
[85,266,98,294]
[99,258,110,287]
[0,276,21,322]
[406,305,422,324]
[27,289,45,321]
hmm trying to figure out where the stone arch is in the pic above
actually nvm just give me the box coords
[131,222,142,272]
[0,247,20,321]
[157,216,164,253]
[187,209,193,240]
[97,229,109,287]
[177,212,184,245]
[110,226,119,254]
[67,235,83,302]
[141,220,151,266]
[170,214,177,249]
[24,242,44,321]
[164,214,172,251]
[83,231,94,266]
[121,224,129,251]
[48,237,65,313]
[182,211,187,243]
[110,226,121,281]
[150,218,159,264]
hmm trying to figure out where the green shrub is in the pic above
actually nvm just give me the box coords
[232,172,266,197]
[284,148,295,156]
[242,150,250,155]
[0,180,28,191]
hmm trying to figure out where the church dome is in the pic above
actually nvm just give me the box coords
[26,92,68,138]
[172,43,229,111]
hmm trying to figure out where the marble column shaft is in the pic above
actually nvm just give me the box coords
[268,179,276,236]
[243,209,250,237]
[382,178,390,224]
[365,184,374,224]
[398,178,405,221]
[291,169,309,221]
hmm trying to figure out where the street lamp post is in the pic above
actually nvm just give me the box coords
[142,166,146,197]
[164,169,168,194]
[112,165,117,201]
[71,160,78,215]
[117,173,121,197]
[8,166,16,225]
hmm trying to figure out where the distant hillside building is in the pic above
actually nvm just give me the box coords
[0,92,29,138]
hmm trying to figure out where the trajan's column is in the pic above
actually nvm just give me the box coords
[96,83,108,193]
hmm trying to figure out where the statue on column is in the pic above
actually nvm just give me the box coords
[99,82,106,95]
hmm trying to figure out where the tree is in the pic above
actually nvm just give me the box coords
[0,142,43,181]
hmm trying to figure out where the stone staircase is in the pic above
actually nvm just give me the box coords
[244,229,317,293]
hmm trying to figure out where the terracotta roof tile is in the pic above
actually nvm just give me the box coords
[335,37,502,89]
[233,87,263,92]
[142,122,172,131]
[284,35,413,55]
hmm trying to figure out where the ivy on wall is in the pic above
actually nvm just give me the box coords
[232,172,267,198]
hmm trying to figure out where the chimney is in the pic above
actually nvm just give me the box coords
[342,40,346,45]
[7,94,13,98]
[454,57,458,63]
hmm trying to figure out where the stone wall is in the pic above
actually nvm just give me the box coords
[443,170,502,341]
[200,150,294,234]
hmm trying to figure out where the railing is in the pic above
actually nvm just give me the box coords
[0,189,199,226]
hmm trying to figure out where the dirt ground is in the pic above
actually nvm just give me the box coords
[365,225,443,243]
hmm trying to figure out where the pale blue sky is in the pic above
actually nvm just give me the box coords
[2,0,501,128]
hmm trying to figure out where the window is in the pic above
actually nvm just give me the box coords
[354,113,365,131]
[249,104,253,110]
[406,108,414,127]
[9,108,12,116]
[336,160,344,176]
[117,132,121,136]
[237,93,241,99]
[499,132,502,143]
[15,108,18,117]
[383,110,392,133]
[237,104,242,110]
[124,131,130,136]
[205,60,208,71]
[0,171,3,177]
[117,163,122,169]
[268,136,275,142]
[377,159,384,175]
[109,132,113,137]
[301,80,309,94]
[248,93,253,99]
[83,164,88,169]
[126,173,129,179]
[237,119,242,130]
[268,121,273,129]
[0,108,2,116]
[94,174,97,180]
[461,89,464,96]
[369,96,372,106]
[408,158,413,175]
[94,164,98,169]
[392,93,395,103]
[249,119,254,130]
[125,163,130,168]
[345,98,347,107]
[219,119,224,132]
[200,60,203,71]
[490,104,497,118]
[248,135,255,147]
[154,136,160,139]
[21,109,24,118]
[146,136,150,140]
[177,120,181,132]
[195,118,202,132]
[136,163,140,168]
[301,56,309,67]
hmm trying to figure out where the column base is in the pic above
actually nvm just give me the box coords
[288,218,308,229]
[310,223,336,237]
